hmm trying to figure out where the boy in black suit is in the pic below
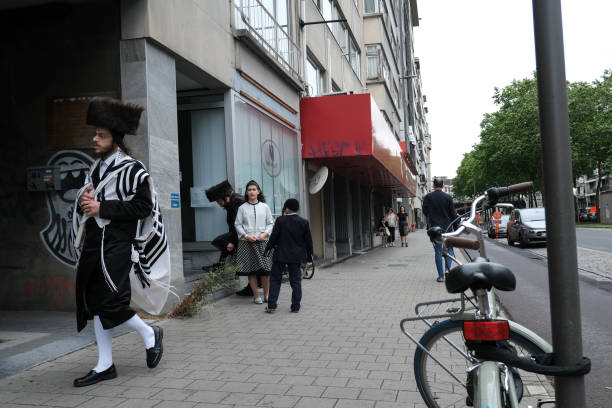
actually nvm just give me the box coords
[264,198,313,313]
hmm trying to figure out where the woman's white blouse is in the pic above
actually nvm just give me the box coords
[234,201,275,239]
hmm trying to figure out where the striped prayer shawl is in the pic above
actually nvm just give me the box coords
[72,153,169,291]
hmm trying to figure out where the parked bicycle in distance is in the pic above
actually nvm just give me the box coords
[401,182,590,408]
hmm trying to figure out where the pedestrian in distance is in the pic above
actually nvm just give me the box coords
[423,177,459,282]
[71,97,166,387]
[398,205,409,247]
[264,198,313,313]
[377,215,389,247]
[234,180,274,304]
[385,207,399,246]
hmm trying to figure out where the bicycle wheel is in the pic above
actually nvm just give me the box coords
[301,262,315,279]
[413,319,554,408]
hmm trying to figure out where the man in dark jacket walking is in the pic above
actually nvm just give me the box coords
[264,199,313,313]
[422,177,459,282]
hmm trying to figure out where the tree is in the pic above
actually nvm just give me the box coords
[454,77,542,198]
[568,71,612,213]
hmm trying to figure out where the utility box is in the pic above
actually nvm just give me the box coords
[26,166,62,191]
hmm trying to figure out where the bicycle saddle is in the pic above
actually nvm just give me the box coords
[446,257,516,293]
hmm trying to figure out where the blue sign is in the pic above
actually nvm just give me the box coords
[171,193,180,208]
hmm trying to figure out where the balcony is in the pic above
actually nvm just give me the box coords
[233,0,302,87]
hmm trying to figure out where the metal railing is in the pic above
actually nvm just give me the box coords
[233,0,301,80]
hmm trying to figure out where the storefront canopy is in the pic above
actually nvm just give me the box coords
[301,93,417,196]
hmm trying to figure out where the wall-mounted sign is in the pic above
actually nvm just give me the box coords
[309,166,328,195]
[262,139,282,178]
[171,193,180,208]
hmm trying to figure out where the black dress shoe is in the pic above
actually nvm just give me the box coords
[146,326,163,368]
[74,365,117,387]
[235,285,253,296]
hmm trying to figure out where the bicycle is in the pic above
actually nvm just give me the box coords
[281,260,315,281]
[400,182,590,408]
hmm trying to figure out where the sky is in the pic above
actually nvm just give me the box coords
[413,0,612,179]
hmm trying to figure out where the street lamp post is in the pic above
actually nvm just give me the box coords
[532,1,586,406]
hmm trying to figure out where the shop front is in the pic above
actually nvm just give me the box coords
[301,93,417,261]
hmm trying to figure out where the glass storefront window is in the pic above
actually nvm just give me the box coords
[234,97,299,217]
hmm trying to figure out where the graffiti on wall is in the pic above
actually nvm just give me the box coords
[306,140,364,158]
[40,150,93,267]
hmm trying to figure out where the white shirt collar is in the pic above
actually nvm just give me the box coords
[99,148,121,176]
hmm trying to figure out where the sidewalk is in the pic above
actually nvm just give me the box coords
[0,232,498,407]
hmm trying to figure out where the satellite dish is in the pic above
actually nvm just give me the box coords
[309,166,329,194]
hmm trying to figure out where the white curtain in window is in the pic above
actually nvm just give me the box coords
[366,56,379,79]
[234,98,299,216]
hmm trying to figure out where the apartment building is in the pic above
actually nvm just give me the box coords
[0,0,429,311]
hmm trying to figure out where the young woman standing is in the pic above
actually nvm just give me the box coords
[398,206,409,247]
[234,180,274,304]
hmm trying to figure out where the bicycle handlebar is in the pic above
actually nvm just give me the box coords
[445,236,481,250]
[486,181,534,206]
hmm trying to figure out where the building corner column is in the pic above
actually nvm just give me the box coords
[120,38,185,313]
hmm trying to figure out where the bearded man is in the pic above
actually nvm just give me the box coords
[71,97,164,387]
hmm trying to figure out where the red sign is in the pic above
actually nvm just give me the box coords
[493,211,502,220]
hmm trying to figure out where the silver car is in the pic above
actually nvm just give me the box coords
[507,208,547,247]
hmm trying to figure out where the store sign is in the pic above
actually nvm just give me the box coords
[262,139,282,177]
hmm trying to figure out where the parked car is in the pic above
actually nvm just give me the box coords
[578,208,590,222]
[488,214,511,238]
[507,208,547,247]
[578,207,598,222]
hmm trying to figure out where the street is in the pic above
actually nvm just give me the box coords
[473,230,612,408]
[575,227,612,253]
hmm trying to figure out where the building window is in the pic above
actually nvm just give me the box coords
[364,0,378,14]
[366,45,379,79]
[306,58,324,96]
[349,37,361,77]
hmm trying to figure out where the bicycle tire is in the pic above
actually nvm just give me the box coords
[302,262,315,279]
[413,319,554,408]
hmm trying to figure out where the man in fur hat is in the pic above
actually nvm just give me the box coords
[72,97,164,387]
[204,180,260,296]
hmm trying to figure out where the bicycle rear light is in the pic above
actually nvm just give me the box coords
[463,320,510,341]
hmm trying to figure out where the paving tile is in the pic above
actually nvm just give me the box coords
[44,394,94,407]
[321,386,360,399]
[114,399,161,408]
[219,392,264,406]
[285,385,325,397]
[78,396,126,408]
[358,388,398,402]
[184,390,229,403]
[149,388,194,401]
[252,383,292,395]
[255,394,300,407]
[293,396,337,408]
[335,399,375,408]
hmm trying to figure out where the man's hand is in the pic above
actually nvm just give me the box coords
[79,186,93,208]
[82,200,100,216]
[257,232,268,241]
[226,243,235,252]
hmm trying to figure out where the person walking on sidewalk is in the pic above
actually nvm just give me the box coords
[71,97,164,387]
[398,206,409,247]
[385,207,399,247]
[264,199,313,313]
[234,180,274,304]
[423,177,459,282]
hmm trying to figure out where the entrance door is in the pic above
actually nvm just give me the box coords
[191,108,227,241]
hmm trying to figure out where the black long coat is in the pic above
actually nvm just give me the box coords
[265,214,313,264]
[75,164,152,332]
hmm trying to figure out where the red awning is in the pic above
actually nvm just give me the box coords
[300,93,416,196]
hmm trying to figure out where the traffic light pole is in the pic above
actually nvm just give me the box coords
[531,1,586,407]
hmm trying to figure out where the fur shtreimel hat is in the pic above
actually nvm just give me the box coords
[205,180,234,202]
[86,97,144,135]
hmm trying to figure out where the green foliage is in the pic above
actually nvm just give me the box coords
[169,263,239,318]
[454,70,612,200]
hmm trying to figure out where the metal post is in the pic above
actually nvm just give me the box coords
[531,1,586,407]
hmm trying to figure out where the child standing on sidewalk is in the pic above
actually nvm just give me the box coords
[264,199,313,313]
